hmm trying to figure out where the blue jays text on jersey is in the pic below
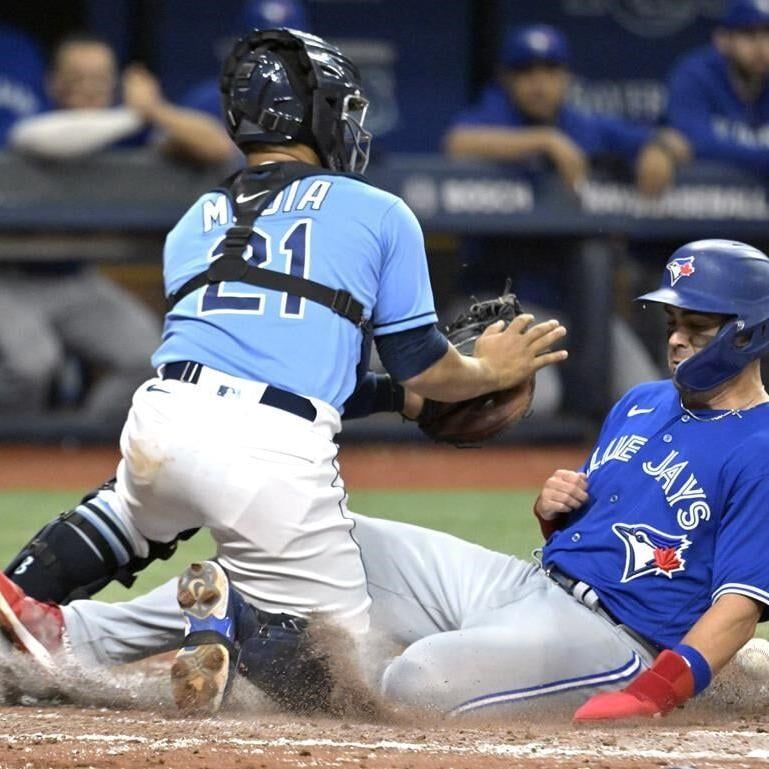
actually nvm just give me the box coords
[543,379,769,649]
[667,45,769,173]
[153,169,437,411]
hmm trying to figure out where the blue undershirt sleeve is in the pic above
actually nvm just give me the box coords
[375,323,449,383]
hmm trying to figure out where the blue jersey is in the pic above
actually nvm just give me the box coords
[667,46,769,173]
[452,84,651,163]
[153,167,438,411]
[543,379,769,649]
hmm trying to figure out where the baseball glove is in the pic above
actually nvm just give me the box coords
[417,284,535,446]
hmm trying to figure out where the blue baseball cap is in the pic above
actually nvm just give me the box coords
[241,0,310,31]
[720,0,769,29]
[499,25,570,70]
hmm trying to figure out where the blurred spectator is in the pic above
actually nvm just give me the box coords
[0,24,45,147]
[445,24,691,197]
[442,25,672,414]
[0,33,167,424]
[180,0,311,120]
[9,32,234,165]
[666,0,769,176]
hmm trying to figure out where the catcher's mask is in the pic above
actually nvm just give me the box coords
[636,239,769,392]
[220,28,371,174]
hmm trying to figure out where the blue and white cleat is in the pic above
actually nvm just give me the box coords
[171,560,240,714]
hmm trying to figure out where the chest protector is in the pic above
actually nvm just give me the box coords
[167,161,367,326]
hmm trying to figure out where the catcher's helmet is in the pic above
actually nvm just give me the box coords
[636,239,769,392]
[220,28,371,173]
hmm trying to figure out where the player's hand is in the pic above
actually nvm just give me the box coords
[474,315,568,391]
[573,689,661,720]
[635,128,692,198]
[543,130,589,191]
[534,469,588,520]
[635,144,674,198]
[123,64,165,120]
[574,650,695,722]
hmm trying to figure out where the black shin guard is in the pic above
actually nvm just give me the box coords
[5,479,199,604]
[5,509,122,603]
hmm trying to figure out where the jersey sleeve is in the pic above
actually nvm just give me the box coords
[588,113,653,163]
[371,199,438,337]
[667,57,769,174]
[710,460,769,616]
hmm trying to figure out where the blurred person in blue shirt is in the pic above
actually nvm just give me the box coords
[667,0,769,176]
[445,24,690,196]
[10,32,232,165]
[0,24,45,146]
[0,34,167,424]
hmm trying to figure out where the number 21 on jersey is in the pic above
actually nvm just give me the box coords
[200,219,312,319]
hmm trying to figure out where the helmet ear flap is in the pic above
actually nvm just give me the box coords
[674,318,769,392]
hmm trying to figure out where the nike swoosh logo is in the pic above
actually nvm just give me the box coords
[235,191,270,204]
[627,405,654,417]
[147,384,170,394]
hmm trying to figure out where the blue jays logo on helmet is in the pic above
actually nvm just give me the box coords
[636,239,769,392]
[612,523,690,583]
[666,256,695,286]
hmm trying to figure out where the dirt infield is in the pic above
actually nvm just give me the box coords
[0,443,585,490]
[1,701,768,769]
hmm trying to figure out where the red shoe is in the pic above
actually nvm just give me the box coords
[0,572,62,670]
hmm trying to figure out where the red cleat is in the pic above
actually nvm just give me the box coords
[0,572,62,670]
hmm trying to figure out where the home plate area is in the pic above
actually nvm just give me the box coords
[0,651,768,769]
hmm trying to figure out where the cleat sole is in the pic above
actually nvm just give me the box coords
[172,561,232,714]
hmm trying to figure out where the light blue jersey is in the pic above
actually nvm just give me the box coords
[153,167,437,411]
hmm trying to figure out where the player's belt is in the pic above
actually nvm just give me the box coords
[544,565,661,656]
[160,361,318,422]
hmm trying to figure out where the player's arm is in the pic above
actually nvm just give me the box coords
[122,64,235,166]
[377,319,567,403]
[444,124,588,189]
[574,594,761,721]
[532,469,588,538]
[634,128,693,197]
[373,198,565,402]
[445,124,565,161]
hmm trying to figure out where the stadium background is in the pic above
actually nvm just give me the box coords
[1,3,769,766]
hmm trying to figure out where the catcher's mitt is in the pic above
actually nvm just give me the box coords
[418,284,535,445]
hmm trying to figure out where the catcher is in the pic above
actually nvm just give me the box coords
[0,284,557,715]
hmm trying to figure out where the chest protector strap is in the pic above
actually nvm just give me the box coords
[167,162,366,326]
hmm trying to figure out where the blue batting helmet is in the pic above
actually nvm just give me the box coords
[219,28,371,173]
[636,239,769,392]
